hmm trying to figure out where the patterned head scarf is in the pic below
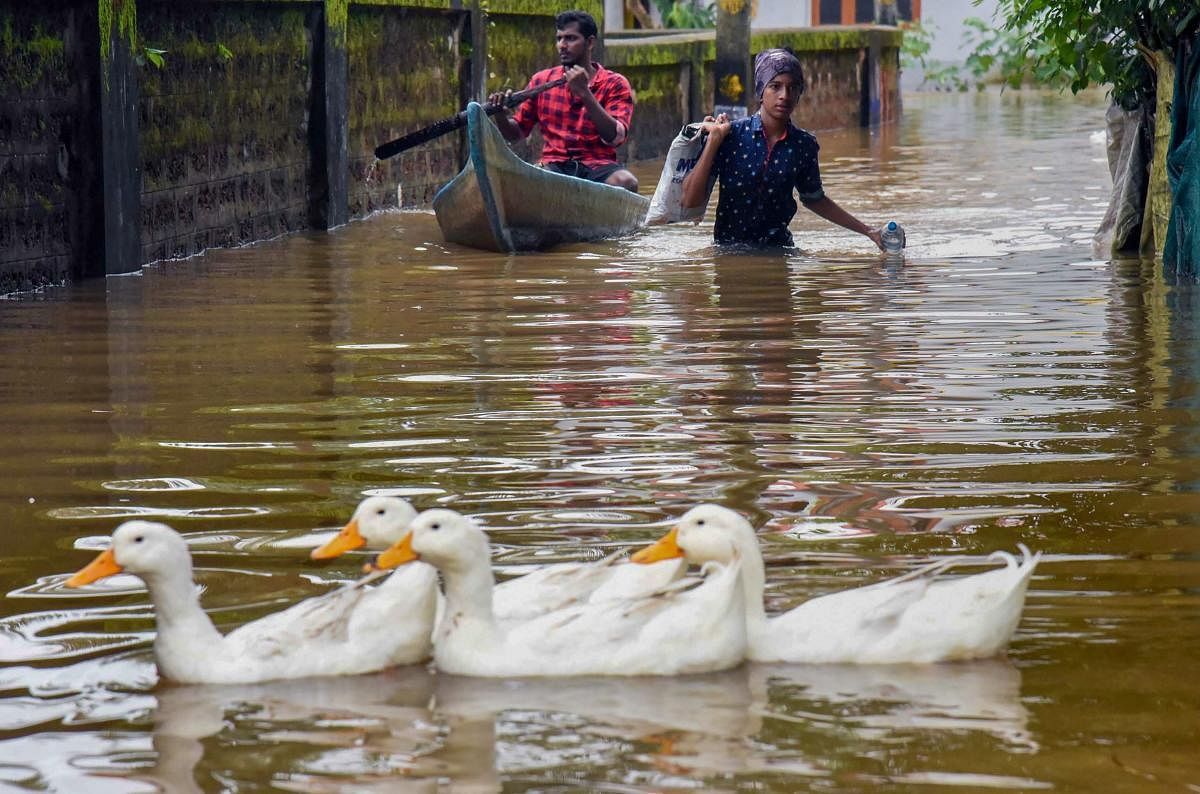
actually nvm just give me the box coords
[754,48,806,99]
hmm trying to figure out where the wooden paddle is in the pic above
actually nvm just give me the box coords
[373,76,569,161]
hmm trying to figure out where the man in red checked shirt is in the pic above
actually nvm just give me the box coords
[486,10,639,193]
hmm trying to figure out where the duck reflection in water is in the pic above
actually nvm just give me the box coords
[422,658,1030,788]
[125,655,1031,790]
[135,666,438,793]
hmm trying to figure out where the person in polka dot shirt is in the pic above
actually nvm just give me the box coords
[682,48,886,249]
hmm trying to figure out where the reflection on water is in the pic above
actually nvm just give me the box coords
[1,90,1198,791]
[0,658,1037,791]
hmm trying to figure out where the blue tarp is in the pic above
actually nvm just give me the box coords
[1165,36,1200,278]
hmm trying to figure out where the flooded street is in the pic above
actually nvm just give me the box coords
[1,89,1198,791]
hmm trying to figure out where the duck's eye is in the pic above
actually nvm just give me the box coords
[376,508,386,516]
[430,523,441,531]
[696,519,706,526]
[134,536,145,543]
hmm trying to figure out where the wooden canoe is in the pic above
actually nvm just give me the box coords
[432,101,650,253]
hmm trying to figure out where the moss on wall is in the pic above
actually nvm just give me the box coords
[327,0,347,47]
[0,10,68,92]
[136,2,312,261]
[481,0,601,19]
[347,6,463,211]
[620,63,685,160]
[752,25,900,52]
[98,0,138,67]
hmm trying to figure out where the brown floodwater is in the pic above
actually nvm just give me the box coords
[1,89,1198,792]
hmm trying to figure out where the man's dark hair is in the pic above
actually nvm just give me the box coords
[555,10,598,39]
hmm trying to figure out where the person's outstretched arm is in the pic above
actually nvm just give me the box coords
[802,196,885,250]
[681,115,729,208]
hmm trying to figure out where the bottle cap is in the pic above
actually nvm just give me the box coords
[886,221,897,231]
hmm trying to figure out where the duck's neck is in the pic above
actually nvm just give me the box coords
[438,556,497,625]
[734,534,771,640]
[141,567,223,645]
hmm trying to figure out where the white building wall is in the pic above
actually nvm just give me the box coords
[604,0,623,32]
[902,0,999,89]
[753,0,811,28]
[925,0,999,62]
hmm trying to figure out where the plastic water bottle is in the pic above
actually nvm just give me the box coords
[880,221,906,253]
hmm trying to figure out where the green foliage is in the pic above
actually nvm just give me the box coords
[898,20,932,71]
[990,0,1200,108]
[900,20,969,89]
[141,46,166,68]
[902,17,1061,92]
[650,0,716,29]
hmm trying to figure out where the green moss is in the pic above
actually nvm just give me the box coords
[352,0,453,6]
[346,7,459,131]
[0,14,67,91]
[327,0,347,47]
[484,0,600,16]
[606,33,714,67]
[27,32,64,61]
[752,26,901,52]
[98,0,137,66]
[607,27,900,70]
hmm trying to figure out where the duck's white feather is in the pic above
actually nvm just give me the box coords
[66,521,438,684]
[387,509,747,677]
[320,496,686,628]
[637,505,1039,665]
[763,547,1038,663]
[492,550,687,621]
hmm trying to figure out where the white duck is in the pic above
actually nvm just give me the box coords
[633,504,1040,664]
[65,519,438,684]
[314,495,688,621]
[370,508,747,677]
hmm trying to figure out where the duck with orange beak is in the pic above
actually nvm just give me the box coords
[633,504,1040,664]
[65,516,437,684]
[367,508,747,677]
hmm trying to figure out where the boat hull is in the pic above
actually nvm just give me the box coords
[432,102,649,252]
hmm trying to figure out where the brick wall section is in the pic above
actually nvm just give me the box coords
[348,7,463,211]
[482,13,560,164]
[617,63,686,162]
[0,4,75,294]
[137,3,312,263]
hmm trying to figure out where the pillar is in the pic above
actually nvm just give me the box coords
[714,0,752,119]
[95,0,142,275]
[309,0,349,230]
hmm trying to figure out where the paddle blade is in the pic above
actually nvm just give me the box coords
[374,112,467,160]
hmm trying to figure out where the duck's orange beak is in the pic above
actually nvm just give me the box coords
[311,518,366,560]
[631,526,685,564]
[368,531,419,572]
[65,548,123,587]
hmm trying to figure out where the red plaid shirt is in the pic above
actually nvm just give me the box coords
[512,64,634,166]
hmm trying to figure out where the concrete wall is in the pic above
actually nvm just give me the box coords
[137,3,313,263]
[0,3,87,292]
[0,1,897,296]
[609,26,902,161]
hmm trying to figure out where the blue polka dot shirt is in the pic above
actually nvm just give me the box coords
[712,113,825,247]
